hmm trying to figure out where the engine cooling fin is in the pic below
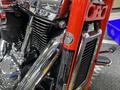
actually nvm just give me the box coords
[31,16,54,52]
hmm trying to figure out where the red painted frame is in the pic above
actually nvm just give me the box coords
[62,0,113,90]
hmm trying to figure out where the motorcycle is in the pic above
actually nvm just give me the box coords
[0,0,113,90]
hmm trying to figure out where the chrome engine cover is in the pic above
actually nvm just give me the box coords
[0,44,21,90]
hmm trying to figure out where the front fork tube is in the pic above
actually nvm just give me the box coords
[55,49,75,90]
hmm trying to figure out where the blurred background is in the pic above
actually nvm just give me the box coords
[113,0,120,9]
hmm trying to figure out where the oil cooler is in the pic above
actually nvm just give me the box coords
[69,29,102,90]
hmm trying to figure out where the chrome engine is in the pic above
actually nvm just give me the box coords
[0,45,21,89]
[0,0,67,89]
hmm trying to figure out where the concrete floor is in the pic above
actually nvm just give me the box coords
[90,44,120,90]
[90,10,120,90]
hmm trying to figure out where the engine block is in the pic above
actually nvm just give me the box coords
[0,44,22,89]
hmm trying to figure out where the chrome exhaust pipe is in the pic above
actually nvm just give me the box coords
[16,33,64,90]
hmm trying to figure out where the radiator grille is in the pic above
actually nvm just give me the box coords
[75,38,98,89]
[31,16,53,52]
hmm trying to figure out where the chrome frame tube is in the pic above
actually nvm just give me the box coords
[16,32,64,90]
[0,39,8,60]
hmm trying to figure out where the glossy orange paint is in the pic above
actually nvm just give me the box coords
[64,0,90,50]
[64,0,91,90]
[86,3,108,21]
